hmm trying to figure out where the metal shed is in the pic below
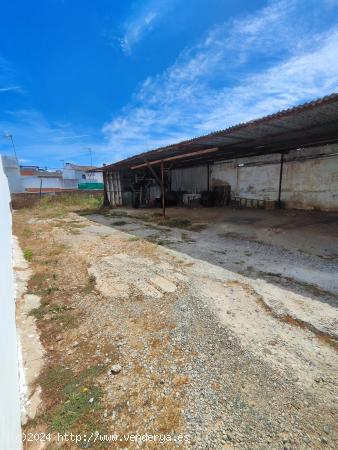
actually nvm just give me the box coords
[101,93,338,213]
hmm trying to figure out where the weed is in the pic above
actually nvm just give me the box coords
[128,213,152,222]
[23,248,33,262]
[23,227,33,238]
[29,302,70,321]
[29,272,46,291]
[30,282,59,297]
[40,365,106,435]
[106,211,128,218]
[58,311,76,327]
[69,228,81,235]
[29,300,50,320]
[34,194,103,219]
[111,220,128,226]
[50,386,103,434]
[164,218,191,228]
[66,220,86,227]
[40,366,75,395]
[128,236,140,242]
[52,220,85,235]
[81,273,96,294]
[158,239,172,246]
[181,232,195,243]
[189,223,207,232]
[48,304,67,314]
[47,245,66,257]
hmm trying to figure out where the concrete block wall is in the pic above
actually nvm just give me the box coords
[210,144,338,211]
[282,150,338,210]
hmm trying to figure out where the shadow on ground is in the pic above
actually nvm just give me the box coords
[84,207,338,308]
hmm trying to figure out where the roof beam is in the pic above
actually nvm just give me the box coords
[131,147,219,170]
[144,159,161,185]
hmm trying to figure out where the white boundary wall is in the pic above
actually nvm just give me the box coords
[0,157,22,448]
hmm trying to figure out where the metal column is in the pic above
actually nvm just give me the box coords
[103,171,110,206]
[161,161,165,217]
[278,152,284,208]
[108,172,115,207]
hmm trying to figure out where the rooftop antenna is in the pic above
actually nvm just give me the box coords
[3,133,18,160]
[87,147,93,167]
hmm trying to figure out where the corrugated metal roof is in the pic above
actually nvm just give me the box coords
[103,93,338,170]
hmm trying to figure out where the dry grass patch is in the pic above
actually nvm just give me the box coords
[16,199,188,448]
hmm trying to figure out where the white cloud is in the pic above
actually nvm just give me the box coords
[117,0,178,54]
[121,11,158,53]
[53,134,90,142]
[0,85,22,93]
[0,109,110,167]
[0,55,23,95]
[102,0,338,161]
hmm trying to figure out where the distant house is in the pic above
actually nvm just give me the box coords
[1,157,103,193]
[63,163,103,189]
[63,163,102,182]
[20,166,64,192]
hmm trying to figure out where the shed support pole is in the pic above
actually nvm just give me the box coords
[113,172,118,207]
[278,152,284,208]
[115,172,119,206]
[116,171,122,206]
[103,171,110,207]
[107,172,111,206]
[109,172,115,207]
[161,161,165,218]
[112,172,117,207]
[207,163,210,192]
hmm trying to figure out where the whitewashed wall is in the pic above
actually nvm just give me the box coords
[210,144,338,211]
[21,176,63,190]
[282,151,338,210]
[0,158,22,448]
[1,155,24,193]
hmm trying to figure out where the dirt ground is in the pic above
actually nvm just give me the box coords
[15,201,338,449]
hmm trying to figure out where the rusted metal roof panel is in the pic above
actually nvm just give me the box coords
[102,93,338,170]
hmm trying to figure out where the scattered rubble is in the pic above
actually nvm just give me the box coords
[15,206,338,449]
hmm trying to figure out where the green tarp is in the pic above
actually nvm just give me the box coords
[78,182,104,190]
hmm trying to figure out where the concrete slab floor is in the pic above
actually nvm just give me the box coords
[16,207,338,449]
[86,207,338,303]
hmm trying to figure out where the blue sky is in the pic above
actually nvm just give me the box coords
[1,0,338,168]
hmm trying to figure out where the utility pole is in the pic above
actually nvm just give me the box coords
[3,133,18,160]
[87,148,93,167]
